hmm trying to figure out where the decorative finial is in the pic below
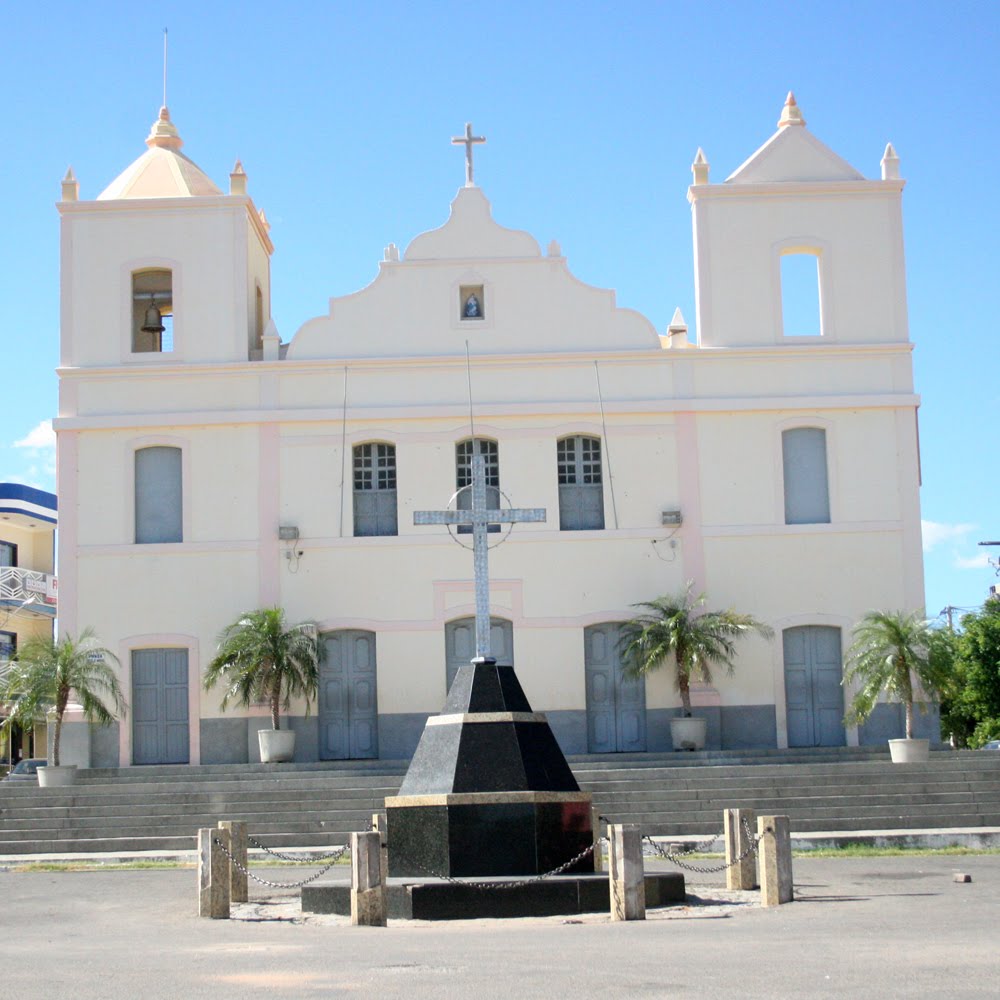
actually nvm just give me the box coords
[451,122,486,187]
[881,142,900,180]
[258,208,270,233]
[229,160,247,196]
[61,166,79,202]
[667,307,689,348]
[692,148,710,185]
[383,243,400,262]
[146,106,183,150]
[777,91,806,128]
[547,239,562,257]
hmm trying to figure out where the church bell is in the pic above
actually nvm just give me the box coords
[141,295,165,335]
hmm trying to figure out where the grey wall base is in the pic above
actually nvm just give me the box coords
[858,703,942,746]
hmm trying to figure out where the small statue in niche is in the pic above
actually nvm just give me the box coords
[464,293,481,318]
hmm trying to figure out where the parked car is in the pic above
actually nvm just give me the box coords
[3,758,47,781]
[980,740,1000,751]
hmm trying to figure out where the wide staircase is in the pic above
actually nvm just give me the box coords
[0,748,997,855]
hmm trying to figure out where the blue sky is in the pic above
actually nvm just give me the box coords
[1,1,997,618]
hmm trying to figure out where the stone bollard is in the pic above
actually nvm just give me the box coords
[218,821,248,903]
[351,830,386,927]
[724,808,757,890]
[198,827,231,919]
[592,808,604,872]
[608,823,645,921]
[757,815,793,906]
[371,812,389,888]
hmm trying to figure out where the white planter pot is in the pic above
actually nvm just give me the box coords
[670,716,707,751]
[888,738,929,763]
[259,729,296,763]
[37,765,78,787]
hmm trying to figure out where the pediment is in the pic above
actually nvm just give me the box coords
[726,126,864,184]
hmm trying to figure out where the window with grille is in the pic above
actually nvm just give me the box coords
[782,428,830,524]
[353,443,398,537]
[0,541,16,567]
[456,438,500,533]
[557,436,604,530]
[0,631,15,663]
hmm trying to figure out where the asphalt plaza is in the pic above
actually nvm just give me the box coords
[0,854,997,999]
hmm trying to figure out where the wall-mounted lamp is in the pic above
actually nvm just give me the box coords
[278,525,300,541]
[661,510,683,526]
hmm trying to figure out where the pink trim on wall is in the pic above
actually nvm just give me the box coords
[55,430,79,638]
[675,411,707,593]
[258,423,280,606]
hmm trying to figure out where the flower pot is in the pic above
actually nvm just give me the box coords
[259,729,296,763]
[670,716,707,751]
[37,765,78,787]
[888,737,929,763]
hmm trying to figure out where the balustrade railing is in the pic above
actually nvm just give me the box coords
[0,566,57,610]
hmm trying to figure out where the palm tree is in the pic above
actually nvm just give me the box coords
[0,628,125,766]
[204,608,321,731]
[843,610,951,739]
[622,585,773,715]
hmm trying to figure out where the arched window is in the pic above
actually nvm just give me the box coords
[782,428,830,524]
[557,435,604,530]
[132,269,173,353]
[455,438,500,533]
[135,446,182,543]
[780,252,822,337]
[353,443,398,537]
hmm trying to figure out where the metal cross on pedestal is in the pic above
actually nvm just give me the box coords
[451,122,486,187]
[414,452,545,660]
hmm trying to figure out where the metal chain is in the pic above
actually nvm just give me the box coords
[643,829,724,858]
[642,819,763,875]
[404,839,601,892]
[213,837,349,889]
[247,837,348,864]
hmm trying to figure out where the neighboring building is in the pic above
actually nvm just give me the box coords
[53,94,928,768]
[0,483,57,764]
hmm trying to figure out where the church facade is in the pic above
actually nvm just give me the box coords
[53,95,928,767]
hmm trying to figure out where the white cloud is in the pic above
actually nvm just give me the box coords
[921,520,976,552]
[953,552,992,571]
[14,420,56,450]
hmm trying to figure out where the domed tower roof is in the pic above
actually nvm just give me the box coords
[97,107,221,200]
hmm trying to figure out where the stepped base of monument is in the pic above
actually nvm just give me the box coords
[301,871,686,920]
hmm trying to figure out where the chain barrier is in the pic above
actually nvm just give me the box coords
[247,837,349,865]
[641,818,763,875]
[213,836,349,889]
[404,839,602,892]
[644,829,724,858]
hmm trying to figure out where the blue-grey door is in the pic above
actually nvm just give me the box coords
[585,624,646,753]
[132,649,189,764]
[783,626,845,747]
[320,631,378,759]
[445,617,514,691]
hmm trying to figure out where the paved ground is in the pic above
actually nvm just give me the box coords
[1,855,997,999]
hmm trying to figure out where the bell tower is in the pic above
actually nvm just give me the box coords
[57,106,274,368]
[689,93,908,349]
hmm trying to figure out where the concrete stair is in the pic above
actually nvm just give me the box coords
[0,748,997,855]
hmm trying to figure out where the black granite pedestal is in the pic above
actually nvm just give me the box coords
[385,658,594,878]
[302,872,686,920]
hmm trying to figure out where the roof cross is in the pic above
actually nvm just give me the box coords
[451,122,486,187]
[414,452,545,660]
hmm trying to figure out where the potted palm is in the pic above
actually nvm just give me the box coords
[0,629,125,786]
[204,608,321,763]
[622,585,773,750]
[843,610,951,763]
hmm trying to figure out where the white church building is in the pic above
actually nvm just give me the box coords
[53,94,928,767]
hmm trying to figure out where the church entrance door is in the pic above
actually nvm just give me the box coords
[584,623,646,753]
[132,649,190,764]
[319,630,379,760]
[783,626,846,747]
[445,617,514,691]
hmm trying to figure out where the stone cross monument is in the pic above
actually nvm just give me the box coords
[414,451,545,660]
